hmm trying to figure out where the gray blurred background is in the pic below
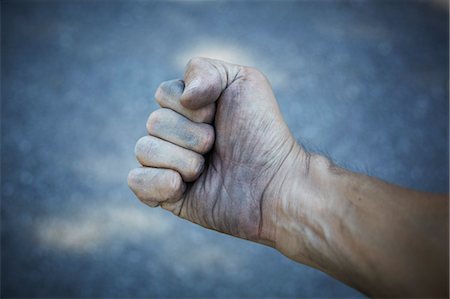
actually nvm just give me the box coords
[1,0,448,298]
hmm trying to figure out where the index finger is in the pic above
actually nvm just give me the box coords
[155,79,215,124]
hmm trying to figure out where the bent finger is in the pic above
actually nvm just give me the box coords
[180,57,241,110]
[147,108,215,154]
[155,79,215,123]
[135,135,204,182]
[128,167,185,206]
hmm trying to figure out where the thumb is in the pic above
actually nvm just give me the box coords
[180,57,232,110]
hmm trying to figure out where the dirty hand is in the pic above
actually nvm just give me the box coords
[128,57,304,244]
[128,57,449,297]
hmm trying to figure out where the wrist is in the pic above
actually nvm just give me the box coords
[271,151,333,267]
[261,141,449,297]
[268,150,386,294]
[264,148,359,273]
[259,142,318,253]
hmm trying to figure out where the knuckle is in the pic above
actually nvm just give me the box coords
[191,104,215,123]
[127,168,141,190]
[135,136,157,163]
[205,125,215,148]
[200,125,215,153]
[243,66,268,82]
[187,155,204,181]
[187,56,205,68]
[146,109,163,133]
[155,80,184,106]
[154,81,167,103]
[134,136,148,156]
[166,170,184,199]
[128,169,157,205]
[204,105,216,123]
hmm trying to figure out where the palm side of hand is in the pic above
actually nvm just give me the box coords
[167,64,297,242]
[130,58,299,243]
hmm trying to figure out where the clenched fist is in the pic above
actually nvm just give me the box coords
[128,57,448,297]
[128,57,303,244]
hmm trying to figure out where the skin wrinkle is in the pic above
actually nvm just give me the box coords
[146,62,268,239]
[303,151,311,176]
[209,160,220,230]
[202,162,216,230]
[199,162,221,231]
[136,135,204,182]
[222,157,241,236]
[213,62,242,104]
[221,176,234,234]
[258,139,296,242]
[147,108,213,154]
[182,58,223,109]
[156,80,215,124]
[129,58,448,297]
[268,148,317,257]
[193,63,293,240]
[209,146,225,231]
[128,168,183,207]
[187,148,267,238]
[196,124,214,154]
[209,62,227,93]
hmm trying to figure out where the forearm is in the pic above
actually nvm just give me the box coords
[265,145,449,297]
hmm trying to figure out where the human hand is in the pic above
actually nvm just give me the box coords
[128,57,448,297]
[128,57,305,244]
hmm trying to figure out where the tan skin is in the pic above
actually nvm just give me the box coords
[128,57,449,298]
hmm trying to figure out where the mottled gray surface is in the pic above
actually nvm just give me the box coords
[1,1,448,298]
